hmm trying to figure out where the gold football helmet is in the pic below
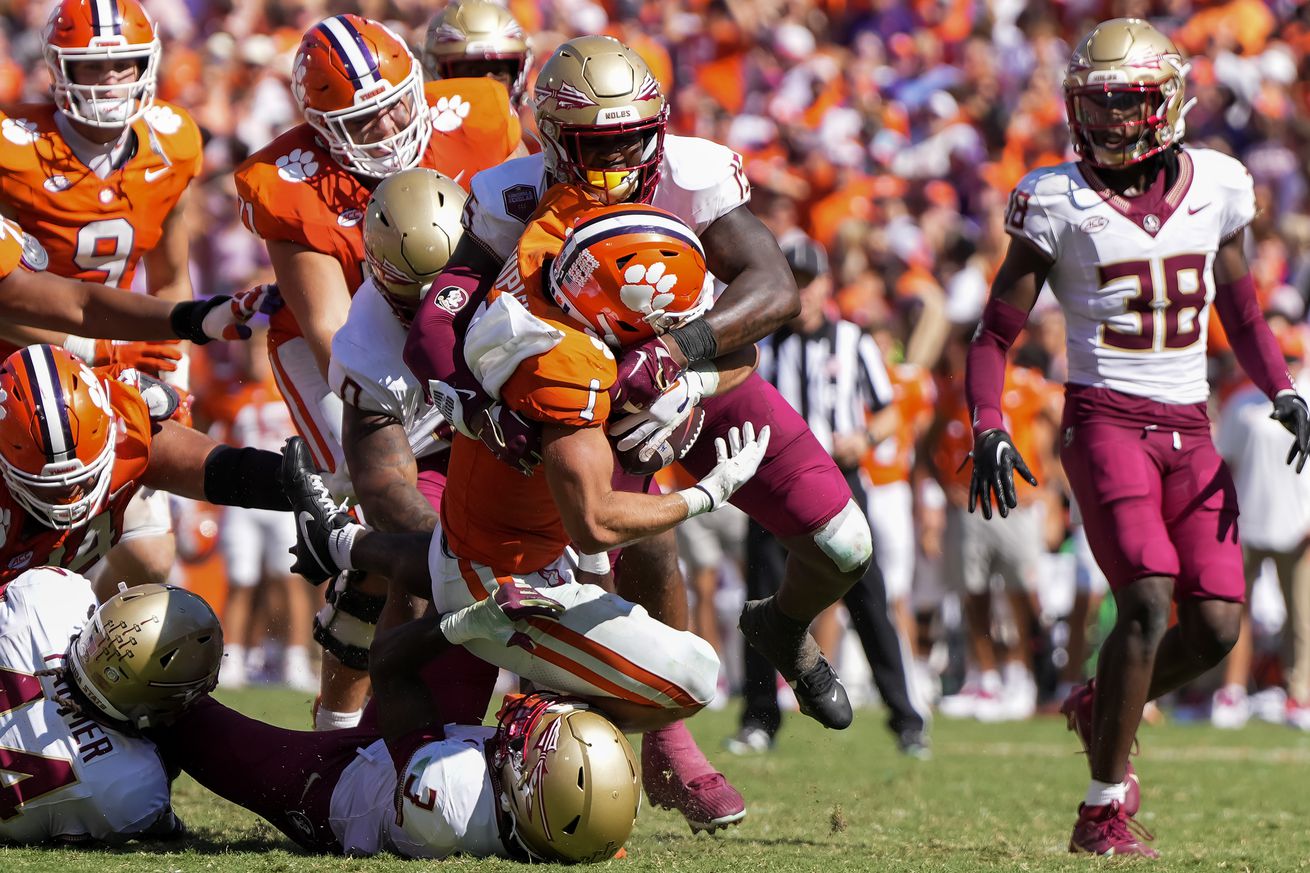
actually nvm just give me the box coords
[68,583,222,729]
[492,694,641,863]
[423,0,531,106]
[1064,18,1194,169]
[534,36,667,204]
[363,167,468,326]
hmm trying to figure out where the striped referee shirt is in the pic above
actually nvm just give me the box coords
[757,319,894,454]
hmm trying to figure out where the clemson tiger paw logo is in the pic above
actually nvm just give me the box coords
[276,148,319,182]
[620,262,678,314]
[144,104,183,135]
[432,95,471,132]
[2,117,38,146]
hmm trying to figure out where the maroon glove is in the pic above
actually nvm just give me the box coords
[610,336,683,413]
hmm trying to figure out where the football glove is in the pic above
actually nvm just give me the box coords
[968,428,1038,520]
[1272,391,1310,474]
[92,339,183,374]
[611,335,683,413]
[171,284,284,344]
[678,422,771,517]
[609,368,709,465]
[430,379,542,475]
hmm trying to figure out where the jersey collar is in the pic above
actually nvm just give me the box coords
[1077,149,1193,238]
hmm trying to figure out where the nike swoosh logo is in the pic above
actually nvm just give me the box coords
[296,511,327,566]
[1187,203,1210,215]
[830,688,840,703]
[143,166,169,182]
[995,442,1012,465]
[454,388,477,401]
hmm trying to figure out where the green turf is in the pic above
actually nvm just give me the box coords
[4,688,1310,871]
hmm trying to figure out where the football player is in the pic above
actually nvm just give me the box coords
[422,0,532,109]
[0,214,275,347]
[405,36,872,828]
[234,13,524,730]
[321,169,464,669]
[965,19,1310,857]
[152,599,640,862]
[293,198,761,733]
[0,345,297,584]
[0,0,210,589]
[0,575,221,842]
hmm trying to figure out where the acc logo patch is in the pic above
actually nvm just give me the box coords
[20,233,48,271]
[43,175,70,193]
[1079,215,1108,234]
[503,184,539,224]
[337,208,363,227]
[432,285,468,313]
[8,550,32,571]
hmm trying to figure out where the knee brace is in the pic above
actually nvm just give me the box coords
[312,571,386,671]
[813,499,873,575]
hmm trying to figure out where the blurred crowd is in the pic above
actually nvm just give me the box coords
[4,0,1309,730]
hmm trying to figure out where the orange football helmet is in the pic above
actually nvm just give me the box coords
[0,345,117,530]
[549,204,710,348]
[43,0,161,129]
[292,14,432,179]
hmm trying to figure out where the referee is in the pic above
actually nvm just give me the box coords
[727,234,930,758]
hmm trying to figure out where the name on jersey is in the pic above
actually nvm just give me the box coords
[493,259,528,308]
[52,673,116,764]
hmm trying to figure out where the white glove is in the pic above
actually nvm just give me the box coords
[610,367,716,465]
[676,422,770,517]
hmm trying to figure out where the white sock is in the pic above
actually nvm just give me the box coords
[980,670,1003,694]
[223,644,245,663]
[315,706,363,731]
[1084,779,1128,808]
[1003,661,1032,688]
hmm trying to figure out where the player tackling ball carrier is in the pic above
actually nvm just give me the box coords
[965,18,1310,857]
[406,34,870,742]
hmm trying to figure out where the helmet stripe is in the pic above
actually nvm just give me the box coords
[20,346,73,463]
[318,16,381,88]
[91,0,122,37]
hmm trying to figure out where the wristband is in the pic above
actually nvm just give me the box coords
[62,334,96,363]
[169,300,213,345]
[668,319,718,363]
[675,484,715,518]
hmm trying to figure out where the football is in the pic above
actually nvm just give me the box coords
[613,405,706,476]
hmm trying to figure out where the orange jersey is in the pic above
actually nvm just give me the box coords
[863,361,934,487]
[442,186,615,574]
[0,376,152,586]
[934,366,1050,502]
[0,101,201,289]
[235,78,521,344]
[195,369,291,452]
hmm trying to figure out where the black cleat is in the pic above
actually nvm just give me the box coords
[793,657,853,730]
[280,436,350,585]
[738,598,853,730]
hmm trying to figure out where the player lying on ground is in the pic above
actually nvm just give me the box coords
[152,589,641,863]
[0,344,299,583]
[0,575,222,843]
[965,18,1310,858]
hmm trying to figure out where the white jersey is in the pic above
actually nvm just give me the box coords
[328,726,508,860]
[465,133,751,262]
[0,568,171,843]
[1007,147,1255,404]
[329,278,449,460]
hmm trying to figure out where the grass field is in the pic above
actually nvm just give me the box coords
[4,687,1310,872]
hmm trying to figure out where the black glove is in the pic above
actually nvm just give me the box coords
[968,428,1038,520]
[1272,392,1310,474]
[280,437,351,584]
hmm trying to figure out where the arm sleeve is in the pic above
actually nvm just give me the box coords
[1213,272,1294,401]
[965,297,1029,436]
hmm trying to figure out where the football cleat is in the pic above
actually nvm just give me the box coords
[281,436,351,585]
[1069,802,1158,858]
[723,725,773,756]
[1061,681,1141,817]
[738,598,853,730]
[643,722,746,834]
